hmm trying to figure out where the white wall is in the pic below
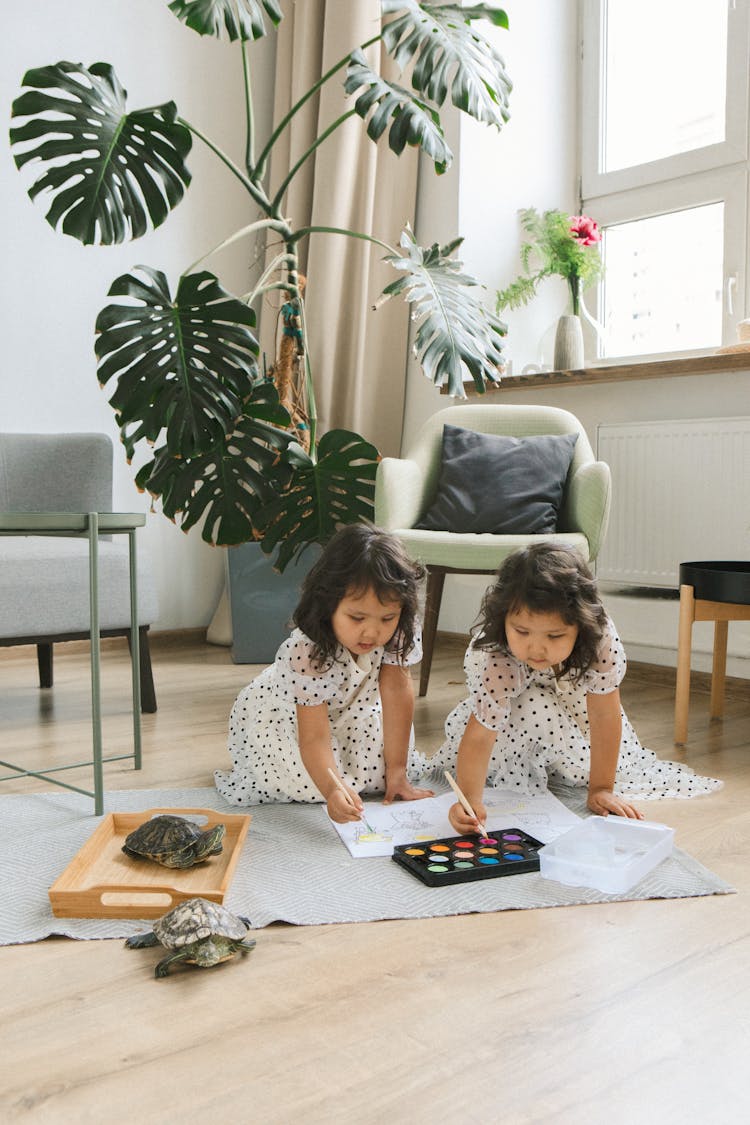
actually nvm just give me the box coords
[2,1,274,630]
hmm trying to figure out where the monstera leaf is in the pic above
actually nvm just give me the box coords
[95,266,259,460]
[344,50,452,172]
[383,226,506,397]
[135,382,295,546]
[254,431,381,571]
[10,62,191,245]
[381,1,511,127]
[168,0,282,40]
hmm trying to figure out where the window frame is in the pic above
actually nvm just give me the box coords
[585,165,748,360]
[580,0,750,360]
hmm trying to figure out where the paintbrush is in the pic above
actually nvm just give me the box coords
[443,770,489,838]
[326,767,375,831]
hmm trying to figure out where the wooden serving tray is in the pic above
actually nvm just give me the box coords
[49,807,251,919]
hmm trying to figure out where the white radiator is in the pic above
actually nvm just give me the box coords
[596,417,750,588]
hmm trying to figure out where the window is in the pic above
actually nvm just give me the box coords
[581,0,749,360]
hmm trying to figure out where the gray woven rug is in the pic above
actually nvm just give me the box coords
[0,786,734,945]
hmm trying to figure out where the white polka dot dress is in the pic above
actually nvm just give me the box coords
[412,617,722,800]
[215,627,423,805]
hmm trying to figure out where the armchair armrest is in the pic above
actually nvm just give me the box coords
[564,460,612,560]
[374,457,426,530]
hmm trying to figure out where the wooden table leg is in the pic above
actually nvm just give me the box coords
[710,618,729,720]
[674,583,695,745]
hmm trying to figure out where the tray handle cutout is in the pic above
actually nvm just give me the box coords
[94,884,223,910]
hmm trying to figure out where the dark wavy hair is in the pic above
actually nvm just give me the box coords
[472,542,607,682]
[293,523,426,669]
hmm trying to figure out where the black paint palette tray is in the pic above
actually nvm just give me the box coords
[392,828,544,887]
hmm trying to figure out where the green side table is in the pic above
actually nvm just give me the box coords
[0,511,146,814]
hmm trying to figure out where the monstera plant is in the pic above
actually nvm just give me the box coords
[10,0,511,570]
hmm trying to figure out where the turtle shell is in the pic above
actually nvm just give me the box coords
[122,814,223,864]
[153,898,249,950]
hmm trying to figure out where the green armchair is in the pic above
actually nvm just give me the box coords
[374,403,611,695]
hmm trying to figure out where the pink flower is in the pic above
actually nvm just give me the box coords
[569,214,601,246]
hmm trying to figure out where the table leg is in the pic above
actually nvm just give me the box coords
[674,583,694,745]
[129,528,142,768]
[88,512,104,815]
[710,619,729,721]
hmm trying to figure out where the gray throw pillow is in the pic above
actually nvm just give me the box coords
[416,425,578,534]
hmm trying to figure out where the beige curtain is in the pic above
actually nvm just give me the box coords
[259,0,419,457]
[209,3,418,645]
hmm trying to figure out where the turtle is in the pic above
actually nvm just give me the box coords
[122,814,225,869]
[125,897,256,977]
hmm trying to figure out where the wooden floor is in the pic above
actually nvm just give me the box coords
[2,633,749,1125]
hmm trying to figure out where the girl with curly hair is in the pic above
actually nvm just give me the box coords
[412,542,721,834]
[215,524,434,821]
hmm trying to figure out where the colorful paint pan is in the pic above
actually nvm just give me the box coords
[391,828,544,887]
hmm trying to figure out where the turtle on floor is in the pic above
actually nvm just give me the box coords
[125,897,255,977]
[122,814,225,869]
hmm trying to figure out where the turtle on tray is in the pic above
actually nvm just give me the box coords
[125,897,256,977]
[122,814,225,869]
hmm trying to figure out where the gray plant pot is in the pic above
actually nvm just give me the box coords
[227,541,320,663]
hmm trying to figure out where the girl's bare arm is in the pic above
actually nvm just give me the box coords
[379,663,434,802]
[586,688,643,818]
[296,703,363,822]
[449,713,496,833]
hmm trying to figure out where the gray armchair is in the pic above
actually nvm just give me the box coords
[375,404,611,695]
[0,433,158,710]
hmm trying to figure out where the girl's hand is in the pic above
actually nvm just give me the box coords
[326,786,364,824]
[448,799,488,836]
[383,773,435,805]
[587,788,643,819]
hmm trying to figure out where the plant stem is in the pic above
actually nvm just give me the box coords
[569,275,580,316]
[241,39,255,176]
[254,33,382,180]
[180,117,273,215]
[245,252,299,306]
[275,236,316,452]
[182,219,292,277]
[241,280,298,303]
[271,109,357,211]
[298,299,317,455]
[289,225,395,256]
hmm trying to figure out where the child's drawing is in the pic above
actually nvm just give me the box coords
[484,796,555,837]
[329,787,582,858]
[354,823,393,846]
[387,806,436,839]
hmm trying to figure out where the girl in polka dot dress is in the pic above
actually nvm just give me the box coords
[411,542,722,836]
[215,524,435,821]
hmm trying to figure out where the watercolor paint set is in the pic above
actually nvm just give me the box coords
[392,828,544,887]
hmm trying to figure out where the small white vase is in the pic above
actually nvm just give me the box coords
[553,314,584,370]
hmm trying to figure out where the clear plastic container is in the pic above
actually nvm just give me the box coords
[538,816,675,894]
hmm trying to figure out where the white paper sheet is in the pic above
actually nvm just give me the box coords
[328,787,583,857]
